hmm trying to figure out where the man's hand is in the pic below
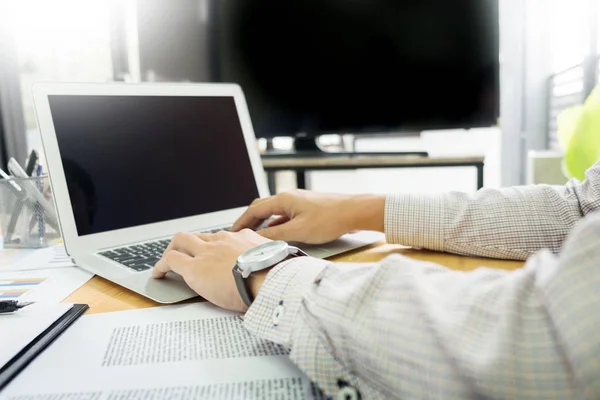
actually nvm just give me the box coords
[152,229,271,312]
[232,190,385,244]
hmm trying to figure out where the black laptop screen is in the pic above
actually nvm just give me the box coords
[48,95,260,236]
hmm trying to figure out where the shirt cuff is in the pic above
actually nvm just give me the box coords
[244,256,330,347]
[384,193,446,251]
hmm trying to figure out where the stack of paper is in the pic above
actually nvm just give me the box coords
[0,245,92,303]
[2,303,327,400]
[5,245,75,272]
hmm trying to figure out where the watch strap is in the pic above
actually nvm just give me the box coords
[233,247,308,308]
[289,246,309,257]
[233,265,254,308]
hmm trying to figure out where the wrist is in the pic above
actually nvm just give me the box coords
[248,268,270,299]
[345,194,385,232]
[246,253,299,300]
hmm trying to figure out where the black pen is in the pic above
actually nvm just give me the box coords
[0,300,34,315]
[25,150,39,177]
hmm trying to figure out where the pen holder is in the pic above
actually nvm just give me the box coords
[0,175,60,248]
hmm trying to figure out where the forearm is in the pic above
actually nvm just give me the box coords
[385,187,578,260]
[244,214,600,398]
[385,163,600,259]
[337,166,598,260]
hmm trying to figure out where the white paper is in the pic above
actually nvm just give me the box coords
[0,249,29,271]
[1,303,326,400]
[0,268,93,303]
[3,245,75,272]
[47,245,76,268]
[0,303,72,369]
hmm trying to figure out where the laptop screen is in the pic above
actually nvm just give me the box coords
[48,95,260,236]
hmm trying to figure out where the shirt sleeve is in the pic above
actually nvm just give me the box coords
[385,161,600,260]
[244,213,600,399]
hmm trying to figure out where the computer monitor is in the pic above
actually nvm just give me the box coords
[135,0,500,153]
[214,0,500,151]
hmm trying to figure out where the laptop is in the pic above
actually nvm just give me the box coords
[32,83,384,303]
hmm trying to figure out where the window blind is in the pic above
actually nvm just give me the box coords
[547,65,586,150]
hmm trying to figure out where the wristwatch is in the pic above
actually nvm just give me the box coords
[233,240,307,307]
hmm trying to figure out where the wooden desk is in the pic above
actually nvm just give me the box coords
[261,155,485,193]
[64,242,524,315]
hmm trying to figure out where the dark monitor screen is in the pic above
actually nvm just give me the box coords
[216,0,500,137]
[48,95,259,236]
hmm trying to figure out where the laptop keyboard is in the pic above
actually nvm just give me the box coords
[98,226,232,272]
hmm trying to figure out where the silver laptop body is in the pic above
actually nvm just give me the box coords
[33,83,383,303]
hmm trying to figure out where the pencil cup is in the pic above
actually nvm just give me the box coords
[0,175,60,248]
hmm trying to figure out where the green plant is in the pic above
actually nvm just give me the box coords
[558,85,600,180]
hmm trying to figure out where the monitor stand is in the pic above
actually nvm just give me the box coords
[261,136,429,158]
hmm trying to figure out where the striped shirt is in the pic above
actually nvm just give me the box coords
[244,162,600,399]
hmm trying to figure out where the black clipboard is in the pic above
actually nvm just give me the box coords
[0,303,89,391]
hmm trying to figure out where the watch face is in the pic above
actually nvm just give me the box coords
[238,240,288,266]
